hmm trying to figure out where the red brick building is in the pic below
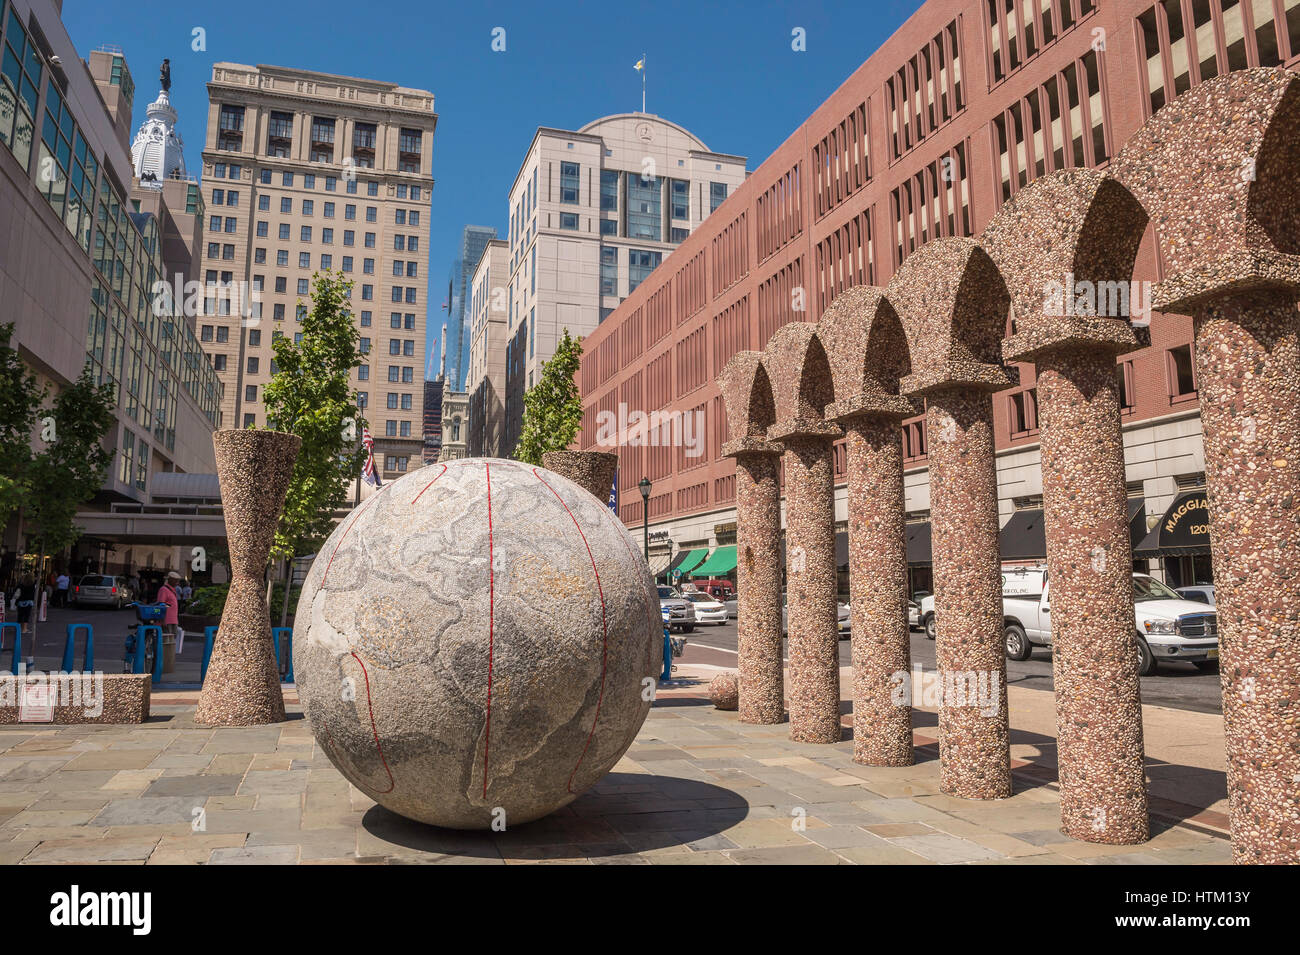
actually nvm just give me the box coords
[578,0,1300,594]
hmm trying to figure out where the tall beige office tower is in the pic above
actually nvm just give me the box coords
[198,63,436,478]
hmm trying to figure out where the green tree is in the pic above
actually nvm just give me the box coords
[0,323,45,529]
[262,271,367,563]
[26,367,116,565]
[513,328,584,466]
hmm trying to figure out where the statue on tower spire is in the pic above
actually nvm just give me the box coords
[160,58,171,92]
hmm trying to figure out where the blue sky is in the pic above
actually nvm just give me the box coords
[61,0,918,378]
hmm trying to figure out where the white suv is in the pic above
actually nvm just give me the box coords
[919,568,1218,675]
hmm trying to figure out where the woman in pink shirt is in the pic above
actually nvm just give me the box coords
[156,572,180,628]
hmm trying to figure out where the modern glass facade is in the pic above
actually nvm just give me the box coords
[0,0,223,497]
[442,225,497,392]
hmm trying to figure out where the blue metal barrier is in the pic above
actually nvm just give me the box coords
[271,627,294,683]
[1,623,20,675]
[62,624,94,673]
[133,624,165,683]
[201,626,217,684]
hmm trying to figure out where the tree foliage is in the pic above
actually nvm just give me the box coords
[513,328,584,466]
[262,272,367,560]
[0,323,45,528]
[26,367,116,555]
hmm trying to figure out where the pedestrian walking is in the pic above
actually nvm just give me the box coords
[13,573,37,670]
[55,571,69,609]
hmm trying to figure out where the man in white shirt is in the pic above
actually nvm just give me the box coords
[55,572,69,609]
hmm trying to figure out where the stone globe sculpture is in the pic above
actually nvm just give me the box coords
[293,457,661,829]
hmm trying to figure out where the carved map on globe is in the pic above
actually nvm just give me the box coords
[293,457,662,829]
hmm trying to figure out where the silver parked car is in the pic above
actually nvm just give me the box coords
[781,594,851,639]
[657,585,696,633]
[73,574,134,609]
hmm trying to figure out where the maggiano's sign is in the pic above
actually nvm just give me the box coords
[1161,492,1211,547]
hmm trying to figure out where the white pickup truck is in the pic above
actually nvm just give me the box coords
[919,566,1219,675]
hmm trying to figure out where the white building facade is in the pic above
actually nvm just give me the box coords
[498,114,746,453]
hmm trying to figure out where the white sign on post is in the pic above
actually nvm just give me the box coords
[19,681,54,722]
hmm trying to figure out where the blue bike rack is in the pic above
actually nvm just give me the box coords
[271,627,294,683]
[61,624,94,673]
[133,624,165,683]
[200,626,217,684]
[198,626,292,684]
[1,623,21,675]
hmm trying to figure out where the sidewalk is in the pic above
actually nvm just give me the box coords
[0,670,1231,864]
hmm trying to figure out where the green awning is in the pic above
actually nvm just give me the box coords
[671,548,709,579]
[692,545,737,576]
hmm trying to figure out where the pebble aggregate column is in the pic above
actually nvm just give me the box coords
[925,388,1011,798]
[540,450,619,504]
[1193,289,1300,865]
[841,413,912,765]
[1035,346,1149,843]
[781,434,841,743]
[196,430,301,726]
[733,448,785,724]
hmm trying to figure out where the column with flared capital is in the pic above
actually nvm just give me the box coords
[1190,287,1300,864]
[922,387,1012,798]
[724,438,785,724]
[1020,340,1149,844]
[770,419,841,744]
[829,398,913,766]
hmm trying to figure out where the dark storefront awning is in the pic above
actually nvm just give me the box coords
[906,523,932,565]
[777,532,851,570]
[999,509,1045,561]
[998,499,1148,562]
[1135,491,1211,556]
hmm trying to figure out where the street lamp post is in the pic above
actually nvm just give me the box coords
[638,477,651,563]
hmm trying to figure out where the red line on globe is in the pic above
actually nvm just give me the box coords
[321,482,390,586]
[533,469,609,794]
[412,463,448,503]
[349,651,395,794]
[483,461,495,799]
[603,505,661,671]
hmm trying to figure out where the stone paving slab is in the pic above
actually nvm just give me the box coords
[0,692,1233,865]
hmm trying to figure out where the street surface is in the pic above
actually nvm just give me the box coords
[5,606,1224,713]
[679,617,1224,715]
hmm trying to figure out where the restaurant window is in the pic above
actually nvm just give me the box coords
[902,420,927,460]
[1118,359,1136,412]
[1168,345,1197,399]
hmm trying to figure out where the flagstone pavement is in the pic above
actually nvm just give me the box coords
[0,678,1233,865]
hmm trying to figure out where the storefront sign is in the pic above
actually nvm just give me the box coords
[1162,493,1210,544]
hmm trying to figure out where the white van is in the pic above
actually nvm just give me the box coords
[919,566,1219,675]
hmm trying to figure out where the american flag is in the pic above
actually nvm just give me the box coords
[361,426,382,487]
